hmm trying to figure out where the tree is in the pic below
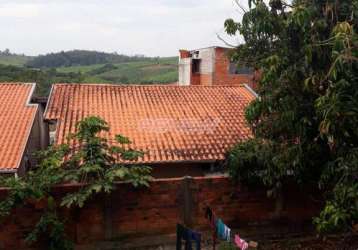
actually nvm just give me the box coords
[225,0,358,233]
[0,116,152,249]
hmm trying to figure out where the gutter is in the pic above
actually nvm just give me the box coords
[244,83,259,98]
[0,169,17,174]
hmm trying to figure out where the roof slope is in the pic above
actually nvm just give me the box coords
[45,84,255,163]
[0,83,38,171]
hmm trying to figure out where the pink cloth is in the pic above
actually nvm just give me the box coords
[235,234,249,250]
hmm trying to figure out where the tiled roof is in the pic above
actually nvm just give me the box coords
[45,84,255,163]
[0,83,38,172]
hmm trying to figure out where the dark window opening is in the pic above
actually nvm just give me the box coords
[229,62,253,75]
[192,59,201,73]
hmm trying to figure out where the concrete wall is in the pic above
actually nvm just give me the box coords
[0,176,321,249]
[179,48,215,86]
[178,58,192,86]
[195,48,215,75]
[18,106,49,176]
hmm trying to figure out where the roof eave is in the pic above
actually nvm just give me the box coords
[132,159,220,165]
[0,169,17,174]
[244,83,259,98]
[43,83,56,119]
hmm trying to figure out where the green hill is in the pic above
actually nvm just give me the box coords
[26,50,153,68]
[0,50,178,96]
[0,54,32,66]
[56,57,178,84]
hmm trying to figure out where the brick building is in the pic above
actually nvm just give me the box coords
[178,46,257,90]
[44,83,256,178]
[0,83,48,176]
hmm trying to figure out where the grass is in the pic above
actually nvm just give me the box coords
[56,57,179,84]
[0,55,179,95]
[56,64,106,74]
[0,55,32,66]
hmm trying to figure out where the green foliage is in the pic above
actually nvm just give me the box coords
[226,0,358,233]
[0,53,31,66]
[26,210,73,250]
[314,183,358,233]
[0,64,84,96]
[0,116,152,249]
[60,116,151,208]
[0,56,178,96]
[26,50,152,68]
[228,139,274,186]
[0,145,68,217]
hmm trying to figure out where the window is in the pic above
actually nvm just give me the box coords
[192,59,201,73]
[229,62,253,75]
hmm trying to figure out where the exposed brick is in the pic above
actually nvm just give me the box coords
[0,176,321,249]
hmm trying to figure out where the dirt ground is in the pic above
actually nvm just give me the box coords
[216,234,358,250]
[91,232,358,250]
[252,235,358,250]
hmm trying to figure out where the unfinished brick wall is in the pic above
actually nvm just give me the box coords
[214,48,255,88]
[178,47,258,89]
[191,73,212,86]
[0,176,320,249]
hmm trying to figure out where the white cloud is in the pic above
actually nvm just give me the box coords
[0,0,246,56]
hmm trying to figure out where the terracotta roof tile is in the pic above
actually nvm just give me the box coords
[45,84,255,163]
[0,83,38,171]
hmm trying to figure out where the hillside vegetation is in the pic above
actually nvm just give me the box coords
[0,50,32,66]
[57,57,178,84]
[0,49,178,96]
[0,64,83,96]
[26,50,152,68]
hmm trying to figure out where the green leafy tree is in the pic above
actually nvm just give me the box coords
[60,116,152,208]
[225,0,358,233]
[0,116,152,249]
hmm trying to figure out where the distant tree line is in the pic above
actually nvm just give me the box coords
[26,50,152,68]
[0,49,26,57]
[0,64,84,96]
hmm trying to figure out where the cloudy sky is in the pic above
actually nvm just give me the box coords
[0,0,246,57]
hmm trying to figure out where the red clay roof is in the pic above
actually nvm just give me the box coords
[0,83,38,172]
[45,84,255,163]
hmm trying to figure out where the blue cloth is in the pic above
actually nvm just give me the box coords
[187,228,201,250]
[176,224,201,250]
[216,219,231,241]
[216,219,226,239]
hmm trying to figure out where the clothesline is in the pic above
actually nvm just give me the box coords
[176,206,258,250]
[205,206,258,250]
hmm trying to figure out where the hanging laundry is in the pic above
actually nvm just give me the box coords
[187,228,201,250]
[215,218,231,241]
[235,234,249,250]
[177,224,190,250]
[176,224,201,250]
[216,219,226,239]
[225,227,231,242]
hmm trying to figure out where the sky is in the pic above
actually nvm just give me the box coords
[0,0,247,57]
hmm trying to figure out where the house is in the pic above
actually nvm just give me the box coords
[0,83,48,176]
[44,83,256,178]
[178,46,257,90]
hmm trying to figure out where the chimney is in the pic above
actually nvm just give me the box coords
[179,50,190,59]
